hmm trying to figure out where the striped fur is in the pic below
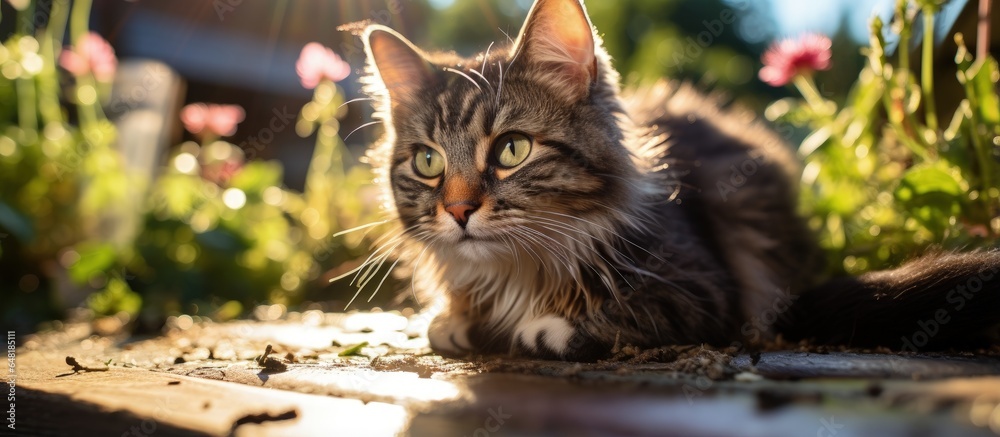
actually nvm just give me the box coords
[359,0,1000,360]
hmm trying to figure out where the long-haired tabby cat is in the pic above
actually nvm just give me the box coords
[356,0,1000,360]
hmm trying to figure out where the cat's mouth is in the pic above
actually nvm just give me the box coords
[437,216,513,247]
[444,218,489,242]
[442,230,508,260]
[451,227,502,245]
[457,229,499,243]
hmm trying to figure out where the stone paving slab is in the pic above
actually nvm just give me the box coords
[11,350,407,436]
[732,351,1000,379]
[5,313,1000,436]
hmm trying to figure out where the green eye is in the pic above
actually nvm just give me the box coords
[494,133,532,168]
[413,145,445,178]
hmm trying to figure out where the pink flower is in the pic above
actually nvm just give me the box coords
[59,32,118,82]
[5,0,29,11]
[295,42,351,89]
[181,103,246,138]
[758,33,832,87]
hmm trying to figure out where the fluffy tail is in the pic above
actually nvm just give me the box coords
[778,250,1000,351]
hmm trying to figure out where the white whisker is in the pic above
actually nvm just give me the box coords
[538,210,666,262]
[344,120,381,141]
[518,226,583,289]
[368,258,401,302]
[482,41,494,72]
[409,245,431,307]
[496,61,504,106]
[531,216,639,266]
[468,68,495,93]
[443,67,482,92]
[499,27,514,45]
[329,229,405,284]
[346,224,418,286]
[535,221,635,291]
[352,236,403,286]
[347,231,427,310]
[337,97,375,111]
[329,261,370,283]
[332,219,393,238]
[508,228,543,267]
[498,233,520,278]
[532,221,640,326]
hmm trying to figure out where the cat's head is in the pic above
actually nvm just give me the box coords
[362,0,644,260]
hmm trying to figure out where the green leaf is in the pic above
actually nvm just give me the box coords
[845,67,884,122]
[338,341,368,357]
[940,100,975,171]
[87,276,142,317]
[0,200,35,243]
[158,175,204,217]
[69,243,118,284]
[967,58,1000,127]
[944,100,971,142]
[894,163,967,231]
[896,163,966,200]
[230,161,283,196]
[866,16,886,76]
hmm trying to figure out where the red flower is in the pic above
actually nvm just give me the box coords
[758,34,832,87]
[59,32,118,82]
[295,42,351,89]
[181,103,245,138]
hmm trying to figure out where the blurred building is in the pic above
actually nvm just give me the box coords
[90,0,433,190]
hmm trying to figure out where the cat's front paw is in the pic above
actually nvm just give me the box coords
[513,315,577,358]
[428,313,473,357]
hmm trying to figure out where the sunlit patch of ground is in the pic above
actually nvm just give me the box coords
[11,311,1000,436]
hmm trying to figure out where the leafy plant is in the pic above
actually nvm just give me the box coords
[0,0,381,330]
[765,0,999,276]
[0,0,130,326]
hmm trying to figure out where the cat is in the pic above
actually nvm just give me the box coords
[357,0,1000,360]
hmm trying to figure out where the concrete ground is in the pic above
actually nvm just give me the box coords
[6,310,1000,436]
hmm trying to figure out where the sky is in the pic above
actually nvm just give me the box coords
[768,0,886,42]
[428,0,890,43]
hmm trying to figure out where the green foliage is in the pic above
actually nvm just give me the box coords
[421,0,786,108]
[86,275,141,317]
[0,1,129,329]
[0,0,380,330]
[773,2,1000,276]
[126,149,312,320]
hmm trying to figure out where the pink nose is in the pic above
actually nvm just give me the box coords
[444,202,480,226]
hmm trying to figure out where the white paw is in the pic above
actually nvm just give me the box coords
[514,315,575,356]
[428,314,473,355]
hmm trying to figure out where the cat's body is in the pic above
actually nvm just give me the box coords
[359,0,1000,360]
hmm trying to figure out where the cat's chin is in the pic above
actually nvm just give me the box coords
[447,238,507,261]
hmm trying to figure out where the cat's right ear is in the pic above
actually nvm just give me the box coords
[511,0,597,101]
[364,25,437,108]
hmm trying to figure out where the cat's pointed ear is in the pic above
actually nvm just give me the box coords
[364,25,437,108]
[512,0,597,100]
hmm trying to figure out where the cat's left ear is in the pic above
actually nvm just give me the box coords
[364,25,437,109]
[512,0,597,101]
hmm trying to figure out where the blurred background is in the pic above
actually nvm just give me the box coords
[84,0,884,188]
[1,0,996,335]
[87,0,911,183]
